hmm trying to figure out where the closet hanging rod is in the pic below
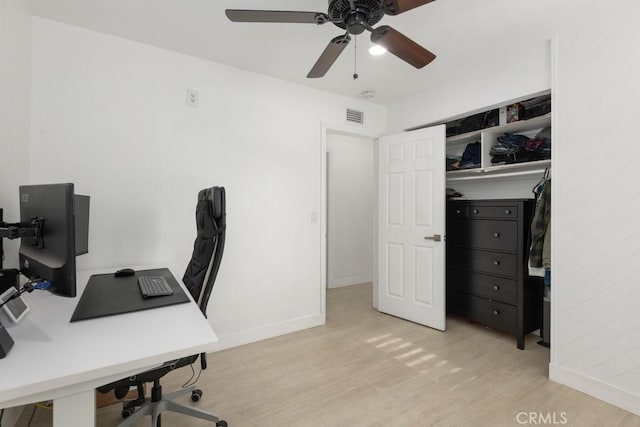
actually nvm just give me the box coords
[447,169,548,181]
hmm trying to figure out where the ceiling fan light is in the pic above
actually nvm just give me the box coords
[369,45,387,56]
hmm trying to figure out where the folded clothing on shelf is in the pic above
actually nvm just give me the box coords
[490,127,551,165]
[447,141,481,171]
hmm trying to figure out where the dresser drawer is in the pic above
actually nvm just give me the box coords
[447,268,517,305]
[468,205,518,220]
[447,205,468,219]
[447,248,518,278]
[447,290,517,334]
[448,220,518,252]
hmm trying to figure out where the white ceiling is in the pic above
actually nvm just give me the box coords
[27,0,576,105]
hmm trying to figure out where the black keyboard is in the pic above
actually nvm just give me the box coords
[138,276,174,298]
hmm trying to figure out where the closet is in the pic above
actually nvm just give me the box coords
[376,92,552,349]
[444,93,552,349]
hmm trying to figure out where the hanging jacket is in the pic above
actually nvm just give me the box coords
[543,218,551,269]
[530,179,551,268]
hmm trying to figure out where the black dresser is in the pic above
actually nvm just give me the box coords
[446,199,543,349]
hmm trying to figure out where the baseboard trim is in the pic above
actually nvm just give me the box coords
[549,362,640,416]
[328,275,372,289]
[210,313,325,352]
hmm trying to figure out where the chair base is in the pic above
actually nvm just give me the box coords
[119,385,226,427]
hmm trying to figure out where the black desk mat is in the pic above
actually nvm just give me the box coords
[70,268,191,322]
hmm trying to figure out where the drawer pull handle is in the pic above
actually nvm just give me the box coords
[456,209,461,215]
[493,232,500,238]
[472,209,479,214]
[493,285,500,291]
[504,209,511,214]
[493,260,500,266]
[492,310,500,316]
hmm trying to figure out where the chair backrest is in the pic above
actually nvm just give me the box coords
[182,187,226,316]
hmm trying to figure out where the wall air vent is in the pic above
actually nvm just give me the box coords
[346,108,364,125]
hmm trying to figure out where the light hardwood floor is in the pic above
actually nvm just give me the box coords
[23,283,639,426]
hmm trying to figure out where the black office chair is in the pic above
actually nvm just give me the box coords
[97,186,227,427]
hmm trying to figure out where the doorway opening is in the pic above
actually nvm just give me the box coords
[321,125,378,322]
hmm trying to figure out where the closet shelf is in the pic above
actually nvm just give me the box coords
[446,113,551,145]
[447,159,551,181]
[484,113,550,135]
[446,112,551,182]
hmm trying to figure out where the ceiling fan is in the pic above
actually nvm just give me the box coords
[225,0,437,78]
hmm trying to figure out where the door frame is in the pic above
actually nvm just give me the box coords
[320,122,381,322]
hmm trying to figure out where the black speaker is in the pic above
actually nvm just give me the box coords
[0,320,14,358]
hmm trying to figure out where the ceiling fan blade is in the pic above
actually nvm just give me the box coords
[383,0,436,16]
[307,34,352,78]
[370,25,436,69]
[225,9,329,24]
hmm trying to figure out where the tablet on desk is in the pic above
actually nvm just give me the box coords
[0,287,30,323]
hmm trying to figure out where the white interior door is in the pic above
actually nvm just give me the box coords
[377,125,446,330]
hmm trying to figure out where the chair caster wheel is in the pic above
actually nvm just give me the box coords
[121,408,134,418]
[216,421,228,427]
[191,389,203,402]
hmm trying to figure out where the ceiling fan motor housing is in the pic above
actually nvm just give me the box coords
[328,0,385,34]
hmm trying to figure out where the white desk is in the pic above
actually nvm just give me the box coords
[0,268,218,426]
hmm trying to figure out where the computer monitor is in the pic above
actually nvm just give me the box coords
[18,183,89,298]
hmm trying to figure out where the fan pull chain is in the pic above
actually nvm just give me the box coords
[353,36,359,80]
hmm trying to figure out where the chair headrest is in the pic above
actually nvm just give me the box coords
[198,186,225,220]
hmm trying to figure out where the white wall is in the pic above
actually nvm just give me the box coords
[386,46,550,133]
[549,1,640,415]
[386,0,640,415]
[29,17,386,349]
[326,132,375,288]
[0,0,31,269]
